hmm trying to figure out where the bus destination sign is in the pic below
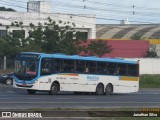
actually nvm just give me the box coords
[17,54,39,60]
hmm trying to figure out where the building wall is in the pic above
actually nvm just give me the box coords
[0,11,96,39]
[156,44,160,56]
[85,40,149,58]
[96,24,160,39]
[127,58,160,74]
[27,1,51,13]
[27,1,40,13]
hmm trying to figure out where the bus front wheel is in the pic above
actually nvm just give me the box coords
[105,84,113,95]
[95,84,104,95]
[49,83,59,95]
[27,89,36,95]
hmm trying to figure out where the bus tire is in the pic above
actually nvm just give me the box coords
[105,84,113,95]
[95,83,104,95]
[49,83,59,95]
[27,89,36,95]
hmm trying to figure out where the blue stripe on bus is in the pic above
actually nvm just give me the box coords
[20,52,137,64]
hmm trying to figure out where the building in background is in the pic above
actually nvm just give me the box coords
[96,24,160,57]
[80,40,149,58]
[0,0,96,39]
[120,18,130,25]
[27,0,51,13]
[102,40,149,58]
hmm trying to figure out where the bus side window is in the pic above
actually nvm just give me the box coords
[85,67,89,73]
[85,61,96,74]
[54,59,62,73]
[114,66,120,75]
[108,63,116,75]
[115,64,127,76]
[97,62,108,74]
[128,64,138,76]
[62,59,75,73]
[76,60,85,73]
[41,58,52,75]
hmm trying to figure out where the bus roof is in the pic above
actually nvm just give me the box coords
[19,52,138,64]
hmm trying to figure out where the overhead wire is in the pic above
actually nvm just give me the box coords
[74,0,160,13]
[1,8,160,37]
[63,0,160,17]
[53,1,160,23]
[1,0,160,24]
[51,0,160,24]
[1,0,159,18]
[1,5,160,37]
[1,0,160,38]
[0,0,96,26]
[0,0,144,25]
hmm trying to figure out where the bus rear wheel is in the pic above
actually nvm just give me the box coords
[49,83,59,95]
[27,89,36,95]
[105,84,113,95]
[95,84,104,95]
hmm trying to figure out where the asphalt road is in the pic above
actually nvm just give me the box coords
[0,84,160,109]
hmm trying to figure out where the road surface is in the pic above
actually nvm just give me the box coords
[0,84,160,109]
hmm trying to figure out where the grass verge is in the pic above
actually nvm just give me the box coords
[140,74,160,88]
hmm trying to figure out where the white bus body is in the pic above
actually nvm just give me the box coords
[13,52,139,95]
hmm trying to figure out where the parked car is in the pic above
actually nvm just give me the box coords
[0,73,13,85]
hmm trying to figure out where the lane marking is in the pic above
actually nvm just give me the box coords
[135,93,160,94]
[7,91,15,93]
[0,102,159,104]
[83,98,95,99]
[56,98,71,99]
[26,98,72,100]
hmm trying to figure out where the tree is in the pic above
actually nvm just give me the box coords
[27,18,81,55]
[86,40,112,57]
[0,36,19,58]
[1,18,112,58]
[146,49,157,58]
[0,7,15,11]
[0,22,39,58]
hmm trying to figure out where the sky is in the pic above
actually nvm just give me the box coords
[1,0,160,24]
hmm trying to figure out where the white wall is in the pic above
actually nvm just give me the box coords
[127,58,160,74]
[0,11,96,39]
[156,44,160,57]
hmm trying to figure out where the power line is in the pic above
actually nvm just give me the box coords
[1,12,160,37]
[52,1,160,23]
[0,0,96,26]
[69,0,160,16]
[2,0,160,37]
[1,11,160,38]
[53,1,160,19]
[50,6,160,24]
[75,0,160,13]
[1,0,160,23]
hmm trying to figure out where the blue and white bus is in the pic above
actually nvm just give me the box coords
[13,52,139,95]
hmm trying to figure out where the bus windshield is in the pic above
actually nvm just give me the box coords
[15,60,39,80]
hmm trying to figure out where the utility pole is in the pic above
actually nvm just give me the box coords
[4,56,6,70]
